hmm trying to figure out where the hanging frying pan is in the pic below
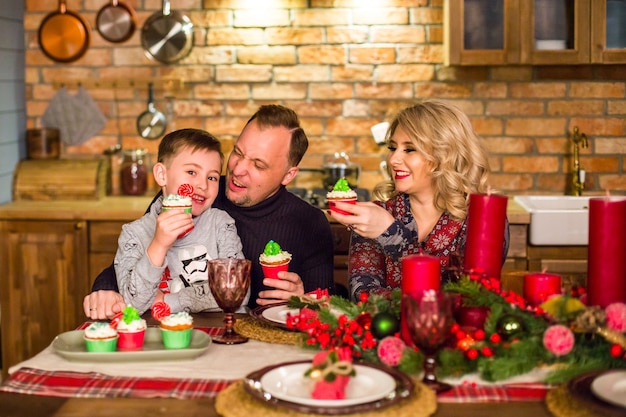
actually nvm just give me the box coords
[96,0,137,43]
[136,83,167,140]
[38,0,91,63]
[141,0,194,64]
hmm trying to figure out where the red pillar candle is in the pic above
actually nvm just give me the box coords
[401,254,441,344]
[523,272,562,306]
[587,196,626,308]
[463,193,508,279]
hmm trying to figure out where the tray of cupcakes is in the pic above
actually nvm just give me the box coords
[52,305,211,362]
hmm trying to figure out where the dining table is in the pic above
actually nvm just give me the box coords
[0,312,591,417]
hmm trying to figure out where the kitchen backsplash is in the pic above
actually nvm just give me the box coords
[24,0,626,195]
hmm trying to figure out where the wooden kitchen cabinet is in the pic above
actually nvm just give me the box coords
[445,0,626,65]
[89,221,125,279]
[527,245,588,290]
[0,220,89,375]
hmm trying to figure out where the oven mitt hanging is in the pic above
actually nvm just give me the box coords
[42,86,107,146]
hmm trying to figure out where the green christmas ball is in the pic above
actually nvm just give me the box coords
[371,312,400,339]
[497,314,524,339]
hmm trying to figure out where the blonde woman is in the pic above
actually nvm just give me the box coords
[329,100,509,301]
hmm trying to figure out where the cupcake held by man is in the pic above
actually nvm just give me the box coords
[259,240,292,279]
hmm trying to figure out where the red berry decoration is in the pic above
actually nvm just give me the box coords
[151,301,171,321]
[466,348,479,360]
[177,184,194,197]
[610,344,623,358]
[489,333,502,344]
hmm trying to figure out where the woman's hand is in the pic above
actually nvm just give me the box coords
[257,271,305,306]
[328,201,395,238]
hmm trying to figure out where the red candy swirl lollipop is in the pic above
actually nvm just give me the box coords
[110,311,124,329]
[151,301,171,321]
[177,184,194,197]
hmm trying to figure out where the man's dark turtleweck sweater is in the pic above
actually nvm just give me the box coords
[92,177,335,309]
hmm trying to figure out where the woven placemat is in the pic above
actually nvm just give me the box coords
[234,316,299,345]
[215,379,437,417]
[545,385,615,417]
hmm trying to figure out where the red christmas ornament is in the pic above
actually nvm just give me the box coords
[356,311,372,331]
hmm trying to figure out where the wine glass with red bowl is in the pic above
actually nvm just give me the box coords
[208,258,251,345]
[402,289,455,393]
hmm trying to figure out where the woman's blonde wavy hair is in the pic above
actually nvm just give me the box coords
[372,100,490,221]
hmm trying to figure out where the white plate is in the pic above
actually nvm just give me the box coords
[591,370,626,408]
[259,362,396,407]
[52,327,211,362]
[261,305,299,325]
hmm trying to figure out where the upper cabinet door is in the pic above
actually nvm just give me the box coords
[446,0,520,65]
[446,0,626,65]
[591,0,626,63]
[520,0,590,65]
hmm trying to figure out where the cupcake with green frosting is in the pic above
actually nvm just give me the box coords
[259,240,292,279]
[115,305,147,351]
[327,177,357,215]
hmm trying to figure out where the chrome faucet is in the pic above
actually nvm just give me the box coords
[570,126,588,196]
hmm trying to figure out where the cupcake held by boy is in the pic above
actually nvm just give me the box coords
[162,184,195,238]
[160,311,194,349]
[84,321,118,353]
[259,240,292,279]
[326,178,357,215]
[115,305,147,351]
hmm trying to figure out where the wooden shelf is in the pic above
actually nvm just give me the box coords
[51,77,185,91]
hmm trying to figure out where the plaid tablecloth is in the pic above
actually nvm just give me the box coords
[0,326,551,401]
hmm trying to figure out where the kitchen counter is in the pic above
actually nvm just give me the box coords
[0,195,531,224]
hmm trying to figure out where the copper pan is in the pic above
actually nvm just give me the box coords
[38,0,91,63]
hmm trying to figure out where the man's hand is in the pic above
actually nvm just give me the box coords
[83,290,126,320]
[257,271,305,306]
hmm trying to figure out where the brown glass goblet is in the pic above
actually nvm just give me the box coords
[402,290,455,393]
[207,258,251,345]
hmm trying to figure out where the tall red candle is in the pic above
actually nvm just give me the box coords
[463,193,508,279]
[587,196,626,308]
[401,254,440,344]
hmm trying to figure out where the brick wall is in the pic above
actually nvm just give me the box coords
[24,0,626,195]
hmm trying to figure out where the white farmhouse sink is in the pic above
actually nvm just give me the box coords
[514,195,591,246]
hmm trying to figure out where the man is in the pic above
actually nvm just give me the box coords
[84,105,335,319]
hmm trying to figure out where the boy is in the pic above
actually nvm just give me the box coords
[115,128,246,314]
